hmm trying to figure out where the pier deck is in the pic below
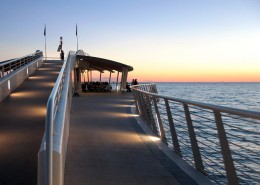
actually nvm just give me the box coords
[65,93,196,185]
[0,61,62,185]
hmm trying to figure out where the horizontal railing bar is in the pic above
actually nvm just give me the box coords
[223,123,259,135]
[132,87,260,119]
[226,132,259,146]
[223,114,260,126]
[197,140,221,153]
[229,143,260,158]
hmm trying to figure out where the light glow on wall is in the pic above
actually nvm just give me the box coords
[7,80,11,90]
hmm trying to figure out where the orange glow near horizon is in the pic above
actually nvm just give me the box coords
[128,71,260,82]
[84,69,259,83]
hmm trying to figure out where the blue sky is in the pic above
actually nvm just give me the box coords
[1,0,260,81]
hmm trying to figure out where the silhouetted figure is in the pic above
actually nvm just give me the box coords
[131,79,135,86]
[134,79,138,85]
[60,50,64,60]
[126,82,131,92]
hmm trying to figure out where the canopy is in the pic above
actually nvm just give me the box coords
[76,53,133,73]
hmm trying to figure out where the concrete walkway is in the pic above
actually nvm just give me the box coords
[0,61,62,185]
[65,93,198,185]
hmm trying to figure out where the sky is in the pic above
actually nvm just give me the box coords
[0,0,260,82]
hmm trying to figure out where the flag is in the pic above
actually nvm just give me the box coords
[76,24,77,36]
[44,25,46,36]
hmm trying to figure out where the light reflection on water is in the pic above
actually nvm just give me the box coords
[154,82,260,184]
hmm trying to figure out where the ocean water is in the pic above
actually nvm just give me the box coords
[155,82,260,112]
[150,82,260,184]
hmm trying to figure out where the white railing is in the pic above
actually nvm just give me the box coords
[0,51,43,102]
[131,84,260,185]
[0,51,43,78]
[38,51,76,185]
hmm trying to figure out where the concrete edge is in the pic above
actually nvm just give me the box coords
[130,105,215,185]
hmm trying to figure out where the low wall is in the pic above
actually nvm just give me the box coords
[0,57,43,103]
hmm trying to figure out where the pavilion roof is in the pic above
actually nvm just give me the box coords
[76,54,133,73]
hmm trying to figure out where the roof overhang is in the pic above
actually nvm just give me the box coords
[76,55,134,73]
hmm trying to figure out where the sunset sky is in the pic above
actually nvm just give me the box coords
[0,0,259,82]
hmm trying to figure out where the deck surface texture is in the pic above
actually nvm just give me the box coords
[65,92,182,185]
[0,61,62,185]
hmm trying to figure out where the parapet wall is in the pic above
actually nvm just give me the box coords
[0,57,43,103]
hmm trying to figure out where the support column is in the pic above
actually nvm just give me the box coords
[116,71,119,92]
[120,68,128,92]
[87,70,89,82]
[109,71,112,85]
[77,67,82,91]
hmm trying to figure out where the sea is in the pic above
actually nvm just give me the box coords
[154,82,260,112]
[139,82,260,184]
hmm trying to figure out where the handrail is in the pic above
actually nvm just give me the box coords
[131,83,260,185]
[131,84,260,120]
[40,51,75,185]
[0,51,43,78]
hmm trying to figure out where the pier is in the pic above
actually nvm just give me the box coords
[0,51,259,185]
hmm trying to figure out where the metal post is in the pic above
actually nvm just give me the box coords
[140,93,149,123]
[132,91,140,114]
[164,99,181,156]
[152,97,167,142]
[137,92,144,116]
[183,103,204,173]
[45,32,47,59]
[99,72,102,83]
[214,111,239,185]
[145,95,158,134]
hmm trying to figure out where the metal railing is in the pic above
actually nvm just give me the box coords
[131,84,260,185]
[0,51,43,78]
[39,51,75,185]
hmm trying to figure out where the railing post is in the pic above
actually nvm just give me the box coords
[152,97,167,142]
[183,103,204,173]
[136,92,143,116]
[9,63,11,74]
[145,94,158,134]
[164,99,181,156]
[1,66,4,77]
[139,93,147,121]
[214,111,239,185]
[132,91,140,114]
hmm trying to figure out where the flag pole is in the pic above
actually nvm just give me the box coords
[44,24,47,59]
[76,24,78,51]
[45,34,47,59]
